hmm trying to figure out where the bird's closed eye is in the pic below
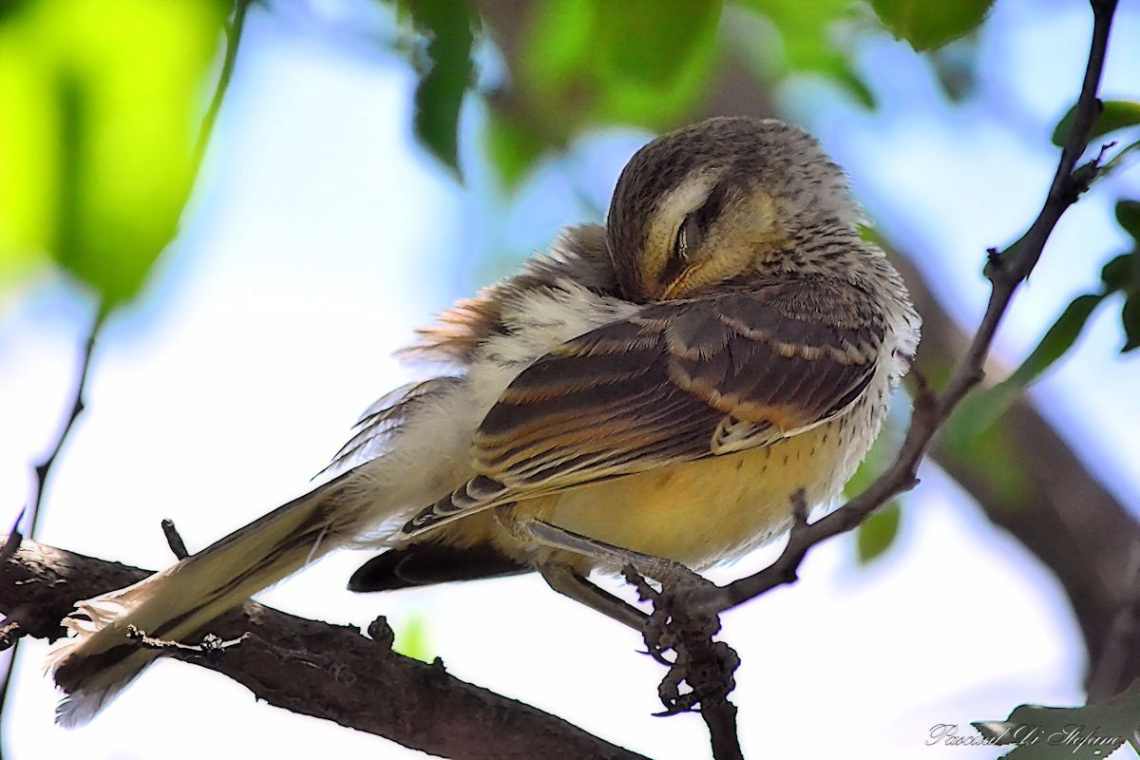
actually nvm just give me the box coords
[674,213,702,261]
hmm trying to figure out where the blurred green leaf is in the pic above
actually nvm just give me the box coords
[1117,199,1140,241]
[737,0,875,108]
[973,682,1140,758]
[856,501,901,564]
[1007,294,1104,386]
[965,424,1033,503]
[1123,293,1140,352]
[1101,252,1137,293]
[518,0,721,137]
[485,106,547,190]
[0,0,32,23]
[946,294,1104,444]
[1052,99,1140,148]
[844,427,902,563]
[397,0,476,175]
[870,0,994,51]
[0,0,225,309]
[929,39,980,102]
[393,612,434,663]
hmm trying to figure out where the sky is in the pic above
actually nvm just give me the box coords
[2,0,1140,758]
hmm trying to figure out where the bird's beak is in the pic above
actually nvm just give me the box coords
[661,263,700,300]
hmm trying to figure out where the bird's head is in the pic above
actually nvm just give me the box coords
[606,117,863,303]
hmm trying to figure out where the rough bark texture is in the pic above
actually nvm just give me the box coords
[0,537,648,760]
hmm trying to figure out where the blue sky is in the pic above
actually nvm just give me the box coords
[2,0,1139,757]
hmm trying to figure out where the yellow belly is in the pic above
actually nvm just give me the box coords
[505,417,857,570]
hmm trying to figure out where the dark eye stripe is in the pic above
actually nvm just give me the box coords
[694,179,729,230]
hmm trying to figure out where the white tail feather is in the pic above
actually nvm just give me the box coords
[48,472,361,726]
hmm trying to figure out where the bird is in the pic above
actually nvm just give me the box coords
[48,115,920,726]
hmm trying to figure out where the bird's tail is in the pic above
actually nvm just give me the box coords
[48,471,364,727]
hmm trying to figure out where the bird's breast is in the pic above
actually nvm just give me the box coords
[515,402,878,571]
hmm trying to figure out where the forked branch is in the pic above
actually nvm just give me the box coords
[705,0,1122,619]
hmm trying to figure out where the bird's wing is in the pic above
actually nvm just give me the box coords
[403,279,885,536]
[325,376,463,474]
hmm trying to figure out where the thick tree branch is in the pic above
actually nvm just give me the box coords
[0,535,647,760]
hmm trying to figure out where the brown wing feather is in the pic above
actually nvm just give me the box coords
[403,278,883,535]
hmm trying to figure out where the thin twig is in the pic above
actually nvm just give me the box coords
[0,312,101,760]
[635,6,1121,746]
[127,625,248,660]
[0,2,252,749]
[704,0,1119,615]
[1,314,101,562]
[0,621,21,653]
[194,0,252,168]
[161,519,190,560]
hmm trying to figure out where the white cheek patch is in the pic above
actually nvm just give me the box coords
[645,171,724,276]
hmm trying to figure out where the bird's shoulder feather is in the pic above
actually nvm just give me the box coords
[404,275,886,535]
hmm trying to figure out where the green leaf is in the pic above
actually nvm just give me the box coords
[0,0,32,24]
[1100,252,1136,293]
[844,429,902,564]
[392,613,434,663]
[0,0,226,309]
[398,0,476,175]
[972,681,1140,758]
[1009,294,1104,386]
[1052,99,1140,148]
[485,107,546,191]
[856,501,901,564]
[929,39,980,102]
[737,0,875,108]
[1116,199,1140,241]
[518,0,722,138]
[870,0,994,51]
[946,294,1104,444]
[1123,293,1140,352]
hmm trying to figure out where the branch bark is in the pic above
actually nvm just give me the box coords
[707,0,1122,613]
[473,5,1140,687]
[0,536,648,760]
[7,4,1135,758]
[692,0,1140,696]
[476,0,1138,742]
[894,249,1140,700]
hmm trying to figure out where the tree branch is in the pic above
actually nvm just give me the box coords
[893,243,1140,698]
[706,0,1121,613]
[1,313,101,563]
[691,0,1140,698]
[0,312,102,760]
[0,535,648,760]
[476,0,1137,746]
